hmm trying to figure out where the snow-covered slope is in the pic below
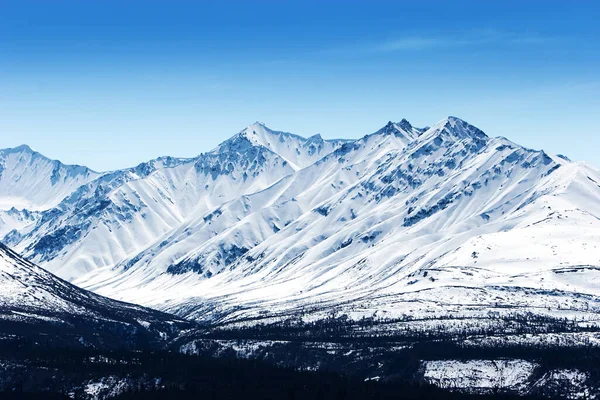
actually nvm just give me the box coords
[0,145,100,242]
[7,128,298,280]
[0,207,40,238]
[81,118,600,327]
[6,117,600,329]
[77,119,425,285]
[0,242,189,347]
[0,145,100,211]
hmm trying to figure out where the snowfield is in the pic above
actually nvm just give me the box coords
[422,359,537,392]
[422,360,594,398]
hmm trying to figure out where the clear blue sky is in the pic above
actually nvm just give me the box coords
[1,0,599,171]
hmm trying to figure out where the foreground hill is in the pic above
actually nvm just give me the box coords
[0,242,189,348]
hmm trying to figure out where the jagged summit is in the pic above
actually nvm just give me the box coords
[236,121,342,146]
[219,122,349,170]
[375,121,414,138]
[396,118,415,134]
[366,119,434,146]
[417,116,489,143]
[443,116,487,138]
[362,120,420,151]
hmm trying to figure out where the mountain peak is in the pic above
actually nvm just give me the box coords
[397,118,413,132]
[12,144,33,152]
[1,144,36,156]
[0,144,99,174]
[425,116,488,141]
[0,144,101,212]
[215,123,350,170]
[372,120,419,142]
[237,121,279,142]
[222,122,277,151]
[248,121,268,130]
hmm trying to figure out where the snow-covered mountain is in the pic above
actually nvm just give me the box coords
[4,123,302,280]
[0,144,100,211]
[221,122,350,170]
[5,117,600,330]
[0,207,40,238]
[0,145,101,243]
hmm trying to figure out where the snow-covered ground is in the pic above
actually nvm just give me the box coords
[423,359,536,392]
[423,360,595,398]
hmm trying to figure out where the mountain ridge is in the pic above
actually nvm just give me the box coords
[0,144,101,212]
[2,116,599,332]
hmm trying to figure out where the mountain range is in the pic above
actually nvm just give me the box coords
[2,117,600,330]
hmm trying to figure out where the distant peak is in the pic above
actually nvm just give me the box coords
[397,118,413,131]
[308,133,323,141]
[372,120,418,141]
[445,116,474,127]
[239,122,277,139]
[14,144,33,152]
[0,144,46,159]
[248,121,268,130]
[3,144,34,154]
[217,123,278,154]
[381,121,396,132]
[426,116,488,141]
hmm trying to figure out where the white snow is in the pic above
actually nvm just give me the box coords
[423,359,536,391]
[0,145,100,212]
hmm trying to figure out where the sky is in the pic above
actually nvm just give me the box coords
[0,0,599,171]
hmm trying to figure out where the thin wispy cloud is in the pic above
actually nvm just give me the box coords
[371,30,552,53]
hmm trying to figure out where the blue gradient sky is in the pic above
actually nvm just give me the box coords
[1,0,599,171]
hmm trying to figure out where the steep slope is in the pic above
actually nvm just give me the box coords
[0,145,100,211]
[74,118,600,328]
[0,242,190,348]
[77,119,429,289]
[0,207,40,238]
[7,129,300,280]
[0,145,100,241]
